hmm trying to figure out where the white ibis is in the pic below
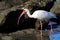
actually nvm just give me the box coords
[17,8,57,39]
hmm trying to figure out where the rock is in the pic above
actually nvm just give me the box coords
[0,1,10,11]
[50,2,60,15]
[2,36,13,40]
[9,31,25,37]
[0,5,21,25]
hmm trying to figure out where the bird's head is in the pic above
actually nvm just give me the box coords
[21,8,29,15]
[21,8,26,14]
[17,8,28,25]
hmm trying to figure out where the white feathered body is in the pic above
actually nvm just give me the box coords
[31,10,56,20]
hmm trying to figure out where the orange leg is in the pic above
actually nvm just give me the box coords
[36,21,43,40]
[50,21,54,40]
[50,21,53,34]
[40,21,43,40]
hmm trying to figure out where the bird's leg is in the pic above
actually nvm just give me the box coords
[50,21,53,34]
[36,21,43,40]
[49,21,54,40]
[40,21,43,40]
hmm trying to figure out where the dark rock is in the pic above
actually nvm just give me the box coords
[0,9,36,33]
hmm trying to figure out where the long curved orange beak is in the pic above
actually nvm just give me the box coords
[17,10,26,25]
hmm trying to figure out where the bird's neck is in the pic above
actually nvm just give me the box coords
[26,10,33,18]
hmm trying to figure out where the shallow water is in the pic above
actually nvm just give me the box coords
[48,22,60,40]
[49,30,60,40]
[54,34,60,40]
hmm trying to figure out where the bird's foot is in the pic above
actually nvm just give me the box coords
[50,29,53,34]
[36,33,43,38]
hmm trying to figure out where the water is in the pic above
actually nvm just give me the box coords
[44,24,60,30]
[49,30,60,40]
[47,22,60,40]
[49,24,60,40]
[54,34,60,40]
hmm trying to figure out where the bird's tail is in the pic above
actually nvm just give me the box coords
[50,15,60,24]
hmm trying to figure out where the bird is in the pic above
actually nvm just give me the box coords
[17,8,57,39]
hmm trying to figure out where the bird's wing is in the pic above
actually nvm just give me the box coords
[32,10,48,19]
[48,12,57,18]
